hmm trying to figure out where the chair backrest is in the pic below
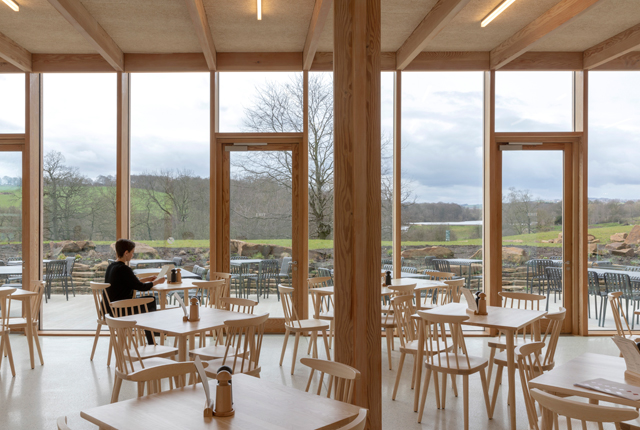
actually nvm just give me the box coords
[387,283,416,297]
[279,285,301,327]
[587,270,600,294]
[337,409,368,430]
[317,267,333,283]
[65,256,76,275]
[515,342,548,430]
[608,291,632,337]
[625,266,640,272]
[193,265,204,278]
[218,297,257,314]
[382,264,393,272]
[194,280,226,309]
[308,276,332,289]
[208,272,231,298]
[499,291,545,310]
[127,361,204,391]
[300,358,361,404]
[56,416,71,430]
[279,257,292,276]
[381,258,392,265]
[0,288,16,329]
[46,260,67,279]
[424,256,436,270]
[231,256,249,260]
[433,259,451,273]
[106,315,148,375]
[425,271,454,281]
[538,307,566,368]
[605,272,632,297]
[443,278,465,304]
[391,294,417,346]
[530,388,638,428]
[545,267,563,292]
[531,259,559,277]
[90,282,111,323]
[28,281,45,322]
[221,313,269,374]
[402,266,418,274]
[417,310,471,369]
[260,259,280,277]
[110,297,154,318]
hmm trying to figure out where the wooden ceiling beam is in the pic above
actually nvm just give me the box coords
[395,0,471,70]
[490,0,601,70]
[302,0,333,70]
[0,31,32,72]
[583,22,640,70]
[184,0,217,71]
[47,0,124,71]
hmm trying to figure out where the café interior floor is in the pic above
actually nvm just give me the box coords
[0,333,617,429]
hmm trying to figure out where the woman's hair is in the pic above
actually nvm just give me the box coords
[115,238,135,257]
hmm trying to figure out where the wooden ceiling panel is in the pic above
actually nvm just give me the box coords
[206,0,316,52]
[315,2,333,52]
[0,0,94,53]
[382,0,439,51]
[531,0,640,51]
[427,0,562,51]
[80,0,201,53]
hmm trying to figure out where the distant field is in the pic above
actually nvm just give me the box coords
[0,186,20,207]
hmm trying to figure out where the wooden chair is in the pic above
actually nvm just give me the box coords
[486,291,546,382]
[301,357,361,404]
[89,282,113,364]
[443,278,465,304]
[530,388,638,430]
[279,285,331,374]
[7,281,45,367]
[203,312,269,378]
[56,416,71,430]
[390,294,420,400]
[337,409,368,430]
[609,291,640,343]
[194,279,226,308]
[128,361,207,396]
[308,276,335,349]
[489,307,566,415]
[0,287,16,377]
[514,342,546,430]
[109,298,178,361]
[416,310,491,429]
[106,315,180,403]
[208,272,232,299]
[189,297,258,360]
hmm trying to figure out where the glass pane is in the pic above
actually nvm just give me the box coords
[588,71,640,331]
[0,74,25,133]
[496,72,573,132]
[501,151,563,314]
[0,152,22,297]
[400,72,484,312]
[42,74,116,330]
[131,73,210,274]
[219,72,302,133]
[229,151,291,318]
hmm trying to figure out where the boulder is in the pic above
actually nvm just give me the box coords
[612,248,635,257]
[179,250,187,256]
[53,240,82,254]
[230,240,244,254]
[309,250,326,261]
[94,261,109,271]
[401,246,454,259]
[75,240,96,250]
[502,247,528,265]
[588,243,598,255]
[605,242,629,251]
[271,246,292,258]
[591,239,600,243]
[109,241,157,256]
[625,226,640,245]
[611,232,628,242]
[241,243,272,258]
[587,234,596,242]
[87,250,100,260]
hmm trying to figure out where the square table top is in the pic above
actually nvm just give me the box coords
[423,303,547,331]
[230,259,263,265]
[0,266,22,276]
[150,278,202,294]
[81,374,361,430]
[529,352,640,408]
[445,258,483,265]
[117,307,256,336]
[136,268,201,280]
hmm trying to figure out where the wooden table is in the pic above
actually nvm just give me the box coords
[136,268,201,280]
[129,259,174,268]
[150,279,202,310]
[117,307,255,361]
[416,303,546,430]
[0,287,39,369]
[81,373,361,430]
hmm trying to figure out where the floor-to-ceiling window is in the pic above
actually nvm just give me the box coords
[41,74,116,330]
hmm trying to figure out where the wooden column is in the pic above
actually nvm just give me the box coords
[392,71,402,275]
[573,70,588,335]
[116,72,130,239]
[23,73,43,291]
[483,70,501,307]
[210,71,220,271]
[299,70,310,317]
[333,1,382,428]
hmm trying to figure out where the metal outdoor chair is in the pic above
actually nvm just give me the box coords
[587,270,608,327]
[433,259,464,283]
[424,256,436,270]
[258,259,280,299]
[192,265,207,280]
[381,258,392,266]
[277,257,292,290]
[526,259,559,295]
[230,256,249,260]
[402,266,418,274]
[544,267,563,311]
[172,257,183,267]
[604,272,637,328]
[64,256,76,299]
[44,260,68,302]
[318,268,334,286]
[382,264,393,272]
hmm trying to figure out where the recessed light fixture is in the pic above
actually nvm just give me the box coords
[257,0,262,20]
[481,0,516,27]
[2,0,19,12]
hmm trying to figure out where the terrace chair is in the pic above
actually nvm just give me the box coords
[544,266,563,311]
[317,267,334,285]
[64,256,76,299]
[530,388,638,430]
[402,266,418,274]
[416,310,491,428]
[587,271,608,327]
[230,256,249,260]
[279,285,331,375]
[301,358,361,404]
[382,264,393,272]
[605,273,637,328]
[276,256,292,292]
[381,258,392,265]
[336,409,367,430]
[433,259,464,281]
[625,266,640,272]
[192,265,207,280]
[203,313,269,378]
[44,260,67,302]
[89,282,113,365]
[424,256,436,270]
[526,259,558,295]
[7,281,46,368]
[258,259,279,299]
[172,256,182,267]
[0,287,16,377]
[489,307,566,416]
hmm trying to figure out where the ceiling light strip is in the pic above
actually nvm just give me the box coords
[2,0,19,12]
[257,0,262,20]
[481,0,516,27]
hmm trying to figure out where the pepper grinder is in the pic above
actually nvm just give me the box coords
[214,369,234,416]
[176,268,182,283]
[385,271,392,286]
[189,297,200,321]
[170,268,177,284]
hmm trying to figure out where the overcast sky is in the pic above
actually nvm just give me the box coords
[1,71,639,205]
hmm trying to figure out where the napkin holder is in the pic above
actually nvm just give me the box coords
[474,293,487,315]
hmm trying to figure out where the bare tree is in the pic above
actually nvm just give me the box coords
[502,187,539,235]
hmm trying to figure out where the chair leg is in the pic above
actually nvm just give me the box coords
[480,368,492,419]
[321,330,331,361]
[441,370,447,409]
[487,346,496,383]
[451,374,458,397]
[490,364,504,417]
[107,336,113,367]
[90,323,101,361]
[2,332,16,377]
[33,326,44,365]
[291,332,301,375]
[111,376,123,403]
[463,375,469,430]
[392,352,405,400]
[417,368,432,423]
[279,328,290,367]
[386,328,393,370]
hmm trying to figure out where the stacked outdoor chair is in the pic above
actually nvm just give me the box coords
[258,259,280,299]
[318,267,334,286]
[588,270,609,327]
[525,259,559,295]
[432,259,464,282]
[44,260,68,302]
[604,272,638,328]
[64,257,76,299]
[544,267,563,311]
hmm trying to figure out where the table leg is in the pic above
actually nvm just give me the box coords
[414,322,424,412]
[159,291,166,310]
[24,297,35,369]
[314,293,320,319]
[178,336,187,362]
[506,330,516,430]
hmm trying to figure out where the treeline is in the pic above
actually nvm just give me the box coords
[402,202,481,224]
